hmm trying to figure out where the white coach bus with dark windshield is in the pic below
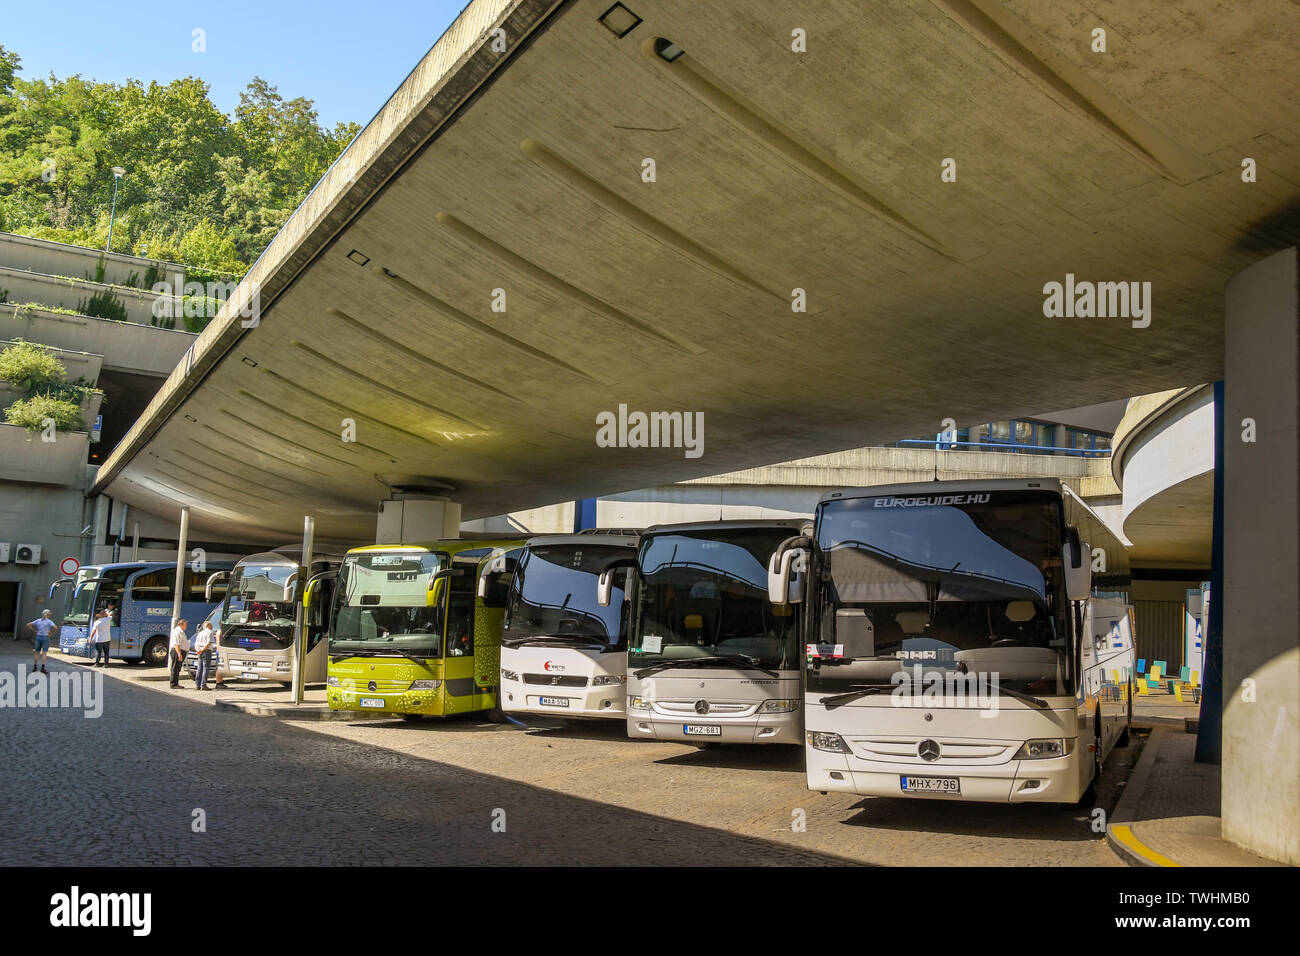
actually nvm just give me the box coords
[768,479,1134,804]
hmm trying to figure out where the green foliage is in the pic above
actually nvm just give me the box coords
[4,392,85,432]
[0,338,65,390]
[77,288,128,321]
[0,339,100,432]
[0,52,359,279]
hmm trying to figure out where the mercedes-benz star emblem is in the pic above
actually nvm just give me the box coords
[694,699,710,715]
[367,680,377,692]
[918,738,941,762]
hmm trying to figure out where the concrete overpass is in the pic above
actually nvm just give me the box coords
[92,0,1298,543]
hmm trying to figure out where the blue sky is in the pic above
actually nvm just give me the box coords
[2,0,472,129]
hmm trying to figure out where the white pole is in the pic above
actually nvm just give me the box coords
[131,522,140,561]
[292,515,315,705]
[171,507,190,630]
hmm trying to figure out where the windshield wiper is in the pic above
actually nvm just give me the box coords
[633,654,780,679]
[991,684,1050,709]
[502,635,610,650]
[818,684,895,710]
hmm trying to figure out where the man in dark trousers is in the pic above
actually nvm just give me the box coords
[168,618,189,688]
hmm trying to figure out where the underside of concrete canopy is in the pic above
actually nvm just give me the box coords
[92,0,1300,542]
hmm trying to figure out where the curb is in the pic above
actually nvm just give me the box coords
[1106,727,1183,867]
[213,698,390,720]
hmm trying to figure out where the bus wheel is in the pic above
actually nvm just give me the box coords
[1116,685,1133,747]
[142,637,168,667]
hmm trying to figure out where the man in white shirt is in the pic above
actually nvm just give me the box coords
[192,620,216,690]
[90,608,113,667]
[168,619,189,688]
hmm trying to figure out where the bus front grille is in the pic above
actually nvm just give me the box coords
[523,673,588,687]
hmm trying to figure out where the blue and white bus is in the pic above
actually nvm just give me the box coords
[49,561,233,666]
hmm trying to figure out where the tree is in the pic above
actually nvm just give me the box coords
[0,54,358,295]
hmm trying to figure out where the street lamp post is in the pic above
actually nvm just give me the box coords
[105,166,125,253]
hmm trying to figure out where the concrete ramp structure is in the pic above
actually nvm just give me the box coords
[91,0,1300,544]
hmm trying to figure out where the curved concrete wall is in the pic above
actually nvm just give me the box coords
[1112,386,1214,565]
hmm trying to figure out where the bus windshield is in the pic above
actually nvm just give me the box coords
[631,529,801,670]
[330,552,444,657]
[503,544,630,648]
[812,490,1070,695]
[65,582,97,626]
[226,563,297,628]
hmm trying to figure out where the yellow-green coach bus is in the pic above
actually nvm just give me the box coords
[325,537,526,719]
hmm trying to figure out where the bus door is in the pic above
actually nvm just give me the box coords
[97,567,138,656]
[473,547,522,711]
[442,550,490,714]
[303,571,336,683]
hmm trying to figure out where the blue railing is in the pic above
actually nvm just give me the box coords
[892,439,1111,458]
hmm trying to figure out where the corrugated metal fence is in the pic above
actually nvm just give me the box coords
[1133,600,1185,670]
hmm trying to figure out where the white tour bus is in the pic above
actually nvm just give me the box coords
[768,479,1135,804]
[626,519,808,745]
[492,533,639,719]
[204,547,342,684]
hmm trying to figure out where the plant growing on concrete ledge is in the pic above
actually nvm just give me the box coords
[4,392,85,432]
[77,287,128,322]
[0,338,65,392]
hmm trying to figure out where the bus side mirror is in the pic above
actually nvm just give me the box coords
[282,571,299,603]
[428,569,451,607]
[204,570,229,602]
[1064,529,1091,601]
[767,547,807,605]
[597,568,615,607]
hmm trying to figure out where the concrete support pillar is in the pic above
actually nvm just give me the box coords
[1222,246,1300,864]
[170,507,190,630]
[375,495,461,543]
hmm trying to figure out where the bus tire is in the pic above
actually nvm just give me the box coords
[142,636,168,667]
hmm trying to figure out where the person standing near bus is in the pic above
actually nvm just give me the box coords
[168,618,189,688]
[26,609,57,675]
[90,608,113,666]
[192,619,215,690]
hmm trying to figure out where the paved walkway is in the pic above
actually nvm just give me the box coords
[1108,722,1284,867]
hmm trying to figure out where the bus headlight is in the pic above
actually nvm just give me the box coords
[807,731,851,753]
[500,669,518,682]
[759,699,798,713]
[326,676,339,687]
[592,675,625,686]
[628,696,649,710]
[410,680,441,690]
[1015,738,1075,759]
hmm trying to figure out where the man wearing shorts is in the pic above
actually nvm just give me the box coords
[26,610,57,675]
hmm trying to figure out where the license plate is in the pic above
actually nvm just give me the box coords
[359,698,385,709]
[900,775,961,794]
[241,672,260,680]
[538,696,569,708]
[683,724,722,736]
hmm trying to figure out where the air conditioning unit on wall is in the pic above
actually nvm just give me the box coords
[0,543,10,562]
[14,544,41,565]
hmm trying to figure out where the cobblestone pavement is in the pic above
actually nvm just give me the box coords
[1,649,1130,865]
